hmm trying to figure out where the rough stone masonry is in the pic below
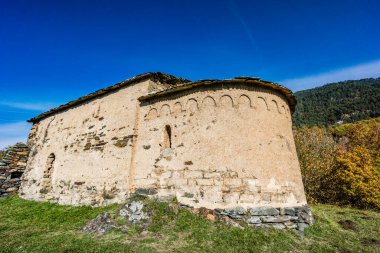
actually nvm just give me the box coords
[0,143,30,197]
[19,72,313,229]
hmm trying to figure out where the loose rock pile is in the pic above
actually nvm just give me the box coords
[82,201,150,234]
[82,212,119,233]
[119,201,149,223]
[0,143,30,197]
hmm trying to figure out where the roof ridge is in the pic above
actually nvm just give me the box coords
[28,72,189,123]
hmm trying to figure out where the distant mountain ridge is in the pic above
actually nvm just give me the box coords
[292,77,380,127]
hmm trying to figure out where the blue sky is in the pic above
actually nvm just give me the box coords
[1,0,380,148]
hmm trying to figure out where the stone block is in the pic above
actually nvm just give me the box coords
[215,167,228,173]
[246,216,261,224]
[271,223,286,229]
[173,178,188,187]
[250,206,279,216]
[187,179,198,186]
[156,189,176,202]
[180,185,199,195]
[223,192,240,204]
[297,222,309,232]
[213,178,223,186]
[202,186,223,202]
[184,170,203,179]
[283,207,296,216]
[260,192,272,202]
[284,221,297,229]
[159,178,174,188]
[260,215,291,223]
[159,171,173,179]
[134,178,157,188]
[298,211,314,224]
[239,194,257,203]
[135,188,158,196]
[6,187,18,192]
[223,178,243,188]
[196,178,214,186]
[182,192,194,198]
[203,172,221,179]
[171,170,184,179]
[223,207,246,220]
[253,223,273,229]
[8,178,20,182]
[246,179,260,192]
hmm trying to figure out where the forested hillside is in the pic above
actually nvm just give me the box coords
[293,78,380,126]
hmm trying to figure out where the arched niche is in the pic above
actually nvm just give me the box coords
[172,102,183,115]
[257,97,269,111]
[270,100,280,113]
[160,104,171,117]
[238,95,251,109]
[146,108,158,120]
[202,96,217,108]
[186,98,199,113]
[220,95,233,108]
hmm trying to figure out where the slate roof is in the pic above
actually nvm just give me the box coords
[28,72,189,123]
[139,77,297,113]
[28,73,297,123]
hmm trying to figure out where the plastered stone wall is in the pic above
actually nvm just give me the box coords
[20,79,307,210]
[135,84,307,209]
[20,80,157,205]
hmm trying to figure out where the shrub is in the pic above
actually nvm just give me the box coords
[294,127,337,204]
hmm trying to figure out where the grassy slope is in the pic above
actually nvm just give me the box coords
[0,196,379,253]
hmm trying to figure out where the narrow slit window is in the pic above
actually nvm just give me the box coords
[164,125,172,148]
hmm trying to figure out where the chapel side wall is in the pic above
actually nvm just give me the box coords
[20,80,153,206]
[134,85,307,209]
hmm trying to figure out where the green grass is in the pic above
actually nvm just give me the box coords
[0,196,379,253]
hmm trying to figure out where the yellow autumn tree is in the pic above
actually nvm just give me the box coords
[333,145,380,209]
[294,118,380,209]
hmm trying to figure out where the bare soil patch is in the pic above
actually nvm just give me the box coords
[338,219,358,231]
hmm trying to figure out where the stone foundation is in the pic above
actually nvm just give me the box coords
[183,204,313,234]
[82,197,314,235]
[220,205,313,234]
[0,143,30,197]
[134,191,313,234]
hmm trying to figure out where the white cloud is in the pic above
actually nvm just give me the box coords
[279,60,380,91]
[0,102,56,111]
[0,122,31,149]
[228,0,257,49]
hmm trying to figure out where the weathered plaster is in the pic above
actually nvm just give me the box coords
[20,80,153,205]
[135,84,306,209]
[20,74,307,209]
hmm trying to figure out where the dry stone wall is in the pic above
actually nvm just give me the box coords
[0,143,30,197]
